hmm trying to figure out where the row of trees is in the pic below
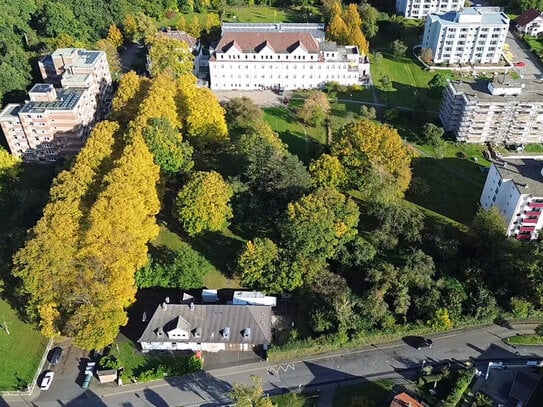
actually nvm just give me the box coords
[326,1,369,55]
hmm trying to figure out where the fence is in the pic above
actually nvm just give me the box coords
[0,337,54,398]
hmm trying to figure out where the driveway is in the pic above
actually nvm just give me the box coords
[504,30,543,79]
[213,89,285,107]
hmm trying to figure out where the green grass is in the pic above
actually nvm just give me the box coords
[271,392,319,407]
[523,36,543,55]
[504,334,543,345]
[263,106,326,164]
[523,144,543,153]
[333,379,395,407]
[0,299,49,391]
[153,226,242,289]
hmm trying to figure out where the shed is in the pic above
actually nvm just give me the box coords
[96,369,117,384]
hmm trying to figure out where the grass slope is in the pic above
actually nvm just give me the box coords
[0,299,48,391]
[333,379,395,407]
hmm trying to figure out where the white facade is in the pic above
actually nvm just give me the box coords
[209,30,370,91]
[516,10,543,36]
[480,160,543,240]
[422,7,509,64]
[440,79,543,144]
[396,0,464,19]
[233,291,277,307]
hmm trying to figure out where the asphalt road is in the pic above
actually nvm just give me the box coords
[505,30,543,79]
[5,323,542,407]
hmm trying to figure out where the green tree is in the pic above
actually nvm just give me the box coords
[297,91,331,126]
[428,73,448,97]
[95,39,122,79]
[359,105,377,120]
[280,187,360,260]
[143,117,194,174]
[420,48,433,64]
[224,97,264,131]
[176,171,233,236]
[420,123,445,147]
[359,3,379,38]
[229,375,273,407]
[148,35,194,78]
[123,13,157,44]
[368,202,425,249]
[390,39,407,59]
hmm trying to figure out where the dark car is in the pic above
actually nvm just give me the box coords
[403,336,433,350]
[50,347,63,366]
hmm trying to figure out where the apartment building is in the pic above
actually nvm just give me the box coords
[440,77,543,144]
[0,49,111,162]
[396,0,465,19]
[481,158,543,240]
[208,23,370,91]
[422,7,509,64]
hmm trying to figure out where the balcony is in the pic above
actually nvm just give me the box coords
[525,210,541,217]
[522,217,538,224]
[528,201,543,208]
[520,226,536,232]
[516,233,531,240]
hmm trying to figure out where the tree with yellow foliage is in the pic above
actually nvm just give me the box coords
[106,24,124,48]
[0,147,21,199]
[309,154,346,189]
[297,90,331,127]
[332,119,413,201]
[123,13,156,44]
[176,171,233,236]
[177,74,228,149]
[148,35,194,78]
[95,39,121,79]
[110,71,148,125]
[326,13,349,44]
[13,121,120,339]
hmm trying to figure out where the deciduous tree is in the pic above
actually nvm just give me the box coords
[224,97,263,131]
[229,376,273,407]
[148,35,194,78]
[106,24,124,48]
[390,39,407,59]
[297,91,331,126]
[309,154,346,188]
[176,171,233,236]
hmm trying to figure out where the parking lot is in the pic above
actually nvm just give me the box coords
[505,30,543,79]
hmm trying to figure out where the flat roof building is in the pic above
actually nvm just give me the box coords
[481,158,543,240]
[440,77,543,144]
[396,0,465,19]
[422,7,509,65]
[0,48,111,162]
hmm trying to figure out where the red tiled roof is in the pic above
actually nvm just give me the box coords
[516,9,542,27]
[159,30,197,48]
[389,392,424,407]
[215,32,320,54]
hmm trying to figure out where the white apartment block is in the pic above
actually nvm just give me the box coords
[480,159,543,240]
[396,0,464,19]
[0,49,111,162]
[422,7,509,64]
[209,23,370,91]
[440,78,543,144]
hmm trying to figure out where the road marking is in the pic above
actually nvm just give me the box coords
[268,364,295,374]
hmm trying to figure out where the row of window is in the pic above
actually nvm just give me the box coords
[220,53,317,61]
[216,64,351,70]
[214,73,359,80]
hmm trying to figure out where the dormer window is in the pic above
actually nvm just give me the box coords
[223,327,230,339]
[243,328,251,338]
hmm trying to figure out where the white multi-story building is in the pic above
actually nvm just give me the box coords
[396,0,464,19]
[0,49,111,162]
[209,23,370,91]
[422,7,509,64]
[440,78,543,144]
[480,158,543,240]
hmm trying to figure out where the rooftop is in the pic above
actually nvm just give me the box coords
[158,30,198,48]
[29,84,55,94]
[51,48,102,68]
[515,8,542,26]
[494,158,543,197]
[428,7,509,26]
[449,78,543,103]
[19,88,86,114]
[138,302,272,345]
[216,31,320,54]
[0,104,23,119]
[222,22,325,41]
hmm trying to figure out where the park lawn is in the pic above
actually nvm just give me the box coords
[523,36,543,55]
[0,299,48,391]
[333,379,395,407]
[504,334,543,345]
[371,54,443,109]
[263,106,326,164]
[153,226,242,289]
[271,392,319,407]
[523,144,543,153]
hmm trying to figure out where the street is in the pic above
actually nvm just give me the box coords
[3,323,542,407]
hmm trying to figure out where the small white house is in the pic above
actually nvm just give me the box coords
[138,301,272,353]
[516,9,543,37]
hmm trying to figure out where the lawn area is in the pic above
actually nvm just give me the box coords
[523,36,543,56]
[504,334,543,345]
[263,106,326,164]
[523,144,543,153]
[153,226,242,289]
[333,379,395,407]
[0,299,48,391]
[406,143,490,224]
[159,5,322,27]
[271,392,319,407]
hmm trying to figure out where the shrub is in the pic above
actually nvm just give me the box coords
[510,297,532,318]
[443,368,476,406]
[535,323,543,337]
[165,10,177,19]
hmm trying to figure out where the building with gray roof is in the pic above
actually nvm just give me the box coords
[221,23,325,42]
[440,78,543,144]
[138,300,272,353]
[481,158,543,240]
[422,7,509,64]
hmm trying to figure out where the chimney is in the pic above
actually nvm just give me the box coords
[162,302,167,310]
[165,296,170,303]
[243,328,251,338]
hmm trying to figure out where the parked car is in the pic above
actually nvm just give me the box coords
[403,336,433,350]
[40,371,54,391]
[50,347,63,366]
[515,61,526,68]
[82,372,93,389]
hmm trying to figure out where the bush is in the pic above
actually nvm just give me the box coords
[443,368,476,406]
[510,297,532,318]
[535,323,543,337]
